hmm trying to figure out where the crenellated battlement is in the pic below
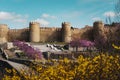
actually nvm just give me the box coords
[0,24,8,27]
[62,22,71,26]
[9,29,18,32]
[9,28,29,33]
[40,27,61,31]
[29,21,40,25]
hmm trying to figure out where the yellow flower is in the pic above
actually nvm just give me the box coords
[112,43,120,49]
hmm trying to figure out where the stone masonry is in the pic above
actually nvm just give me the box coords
[0,21,119,43]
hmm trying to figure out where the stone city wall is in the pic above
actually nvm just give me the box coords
[0,21,119,43]
[40,27,62,42]
[8,29,29,42]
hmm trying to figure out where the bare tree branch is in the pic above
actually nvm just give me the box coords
[114,0,120,23]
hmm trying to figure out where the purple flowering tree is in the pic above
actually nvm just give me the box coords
[70,38,81,51]
[70,39,94,52]
[13,40,42,59]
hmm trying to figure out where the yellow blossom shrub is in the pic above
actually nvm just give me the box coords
[2,54,120,80]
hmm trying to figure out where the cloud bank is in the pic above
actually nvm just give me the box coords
[0,11,28,23]
[33,13,57,26]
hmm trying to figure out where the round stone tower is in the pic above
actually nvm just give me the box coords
[0,24,9,43]
[93,21,104,36]
[62,22,71,43]
[93,21,104,31]
[29,22,40,42]
[93,21,106,42]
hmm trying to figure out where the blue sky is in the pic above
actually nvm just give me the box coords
[0,0,116,29]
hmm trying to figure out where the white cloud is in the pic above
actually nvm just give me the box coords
[104,11,115,17]
[35,18,49,26]
[0,12,14,20]
[0,11,28,23]
[92,17,101,21]
[41,13,56,19]
[31,13,56,26]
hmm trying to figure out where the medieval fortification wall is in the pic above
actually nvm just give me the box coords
[0,21,118,43]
